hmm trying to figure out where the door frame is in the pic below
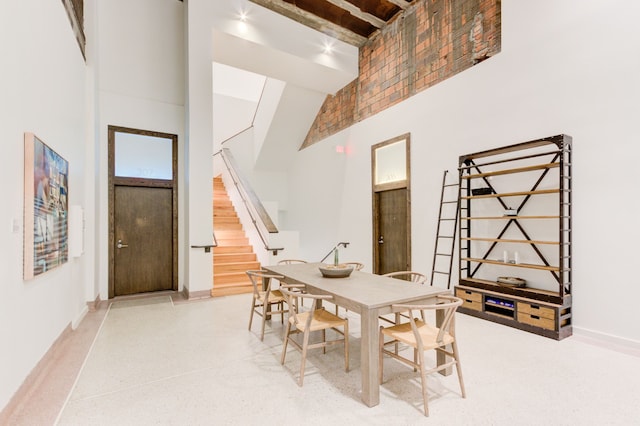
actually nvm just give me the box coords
[108,125,179,299]
[371,133,411,274]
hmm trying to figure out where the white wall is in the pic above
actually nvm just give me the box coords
[0,0,89,410]
[282,0,640,345]
[96,0,187,297]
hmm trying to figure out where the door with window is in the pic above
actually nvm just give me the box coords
[108,126,178,298]
[372,134,411,275]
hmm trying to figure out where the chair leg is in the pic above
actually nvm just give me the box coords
[248,299,256,331]
[260,303,268,341]
[452,341,466,398]
[394,313,401,354]
[299,329,311,386]
[281,323,292,365]
[417,350,429,417]
[322,329,326,354]
[344,321,349,372]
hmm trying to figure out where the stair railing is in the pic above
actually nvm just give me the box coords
[214,148,283,255]
[190,232,218,253]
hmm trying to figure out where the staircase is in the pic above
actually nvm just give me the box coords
[211,176,260,297]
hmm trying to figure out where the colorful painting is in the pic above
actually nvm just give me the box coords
[24,132,69,279]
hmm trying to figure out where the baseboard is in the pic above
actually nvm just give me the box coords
[0,323,72,424]
[87,294,101,312]
[572,326,640,357]
[184,288,211,300]
[72,306,88,330]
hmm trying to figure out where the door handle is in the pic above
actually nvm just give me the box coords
[378,235,384,244]
[117,239,129,249]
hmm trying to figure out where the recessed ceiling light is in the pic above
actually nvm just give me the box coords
[239,11,248,22]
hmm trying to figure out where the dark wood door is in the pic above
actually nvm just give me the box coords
[375,188,409,275]
[114,185,173,296]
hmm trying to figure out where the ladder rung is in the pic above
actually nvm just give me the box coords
[437,236,455,239]
[443,183,459,187]
[432,271,449,275]
[435,253,452,256]
[442,201,458,204]
[440,218,456,221]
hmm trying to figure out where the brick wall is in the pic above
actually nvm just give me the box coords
[302,0,501,149]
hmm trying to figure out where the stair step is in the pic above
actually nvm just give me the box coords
[214,252,257,263]
[214,223,243,231]
[216,230,247,238]
[213,204,234,209]
[211,283,253,297]
[213,245,253,254]
[214,217,240,224]
[215,261,261,274]
[214,271,255,285]
[217,238,250,246]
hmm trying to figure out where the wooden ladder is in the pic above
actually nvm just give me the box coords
[430,170,461,289]
[211,176,260,297]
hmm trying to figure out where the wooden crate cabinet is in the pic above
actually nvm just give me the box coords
[456,135,572,340]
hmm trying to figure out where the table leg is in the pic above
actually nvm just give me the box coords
[436,308,452,376]
[360,309,380,407]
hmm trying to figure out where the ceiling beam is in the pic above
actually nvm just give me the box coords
[249,0,368,47]
[386,0,409,9]
[325,0,386,28]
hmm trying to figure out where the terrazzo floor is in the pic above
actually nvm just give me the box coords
[5,292,640,425]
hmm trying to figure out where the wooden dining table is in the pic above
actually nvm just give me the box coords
[262,262,451,407]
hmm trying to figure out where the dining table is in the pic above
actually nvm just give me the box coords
[262,262,451,408]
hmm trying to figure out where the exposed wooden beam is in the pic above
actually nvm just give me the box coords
[325,0,386,28]
[249,0,368,47]
[386,0,409,9]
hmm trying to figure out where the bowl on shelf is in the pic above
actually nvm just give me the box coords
[319,264,354,278]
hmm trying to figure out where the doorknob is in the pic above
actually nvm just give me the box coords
[378,235,384,244]
[117,239,129,249]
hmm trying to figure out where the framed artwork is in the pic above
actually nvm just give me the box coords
[24,132,69,280]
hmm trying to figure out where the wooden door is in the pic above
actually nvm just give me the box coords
[375,188,409,275]
[113,186,173,296]
[108,125,178,298]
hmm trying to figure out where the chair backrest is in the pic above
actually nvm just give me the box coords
[383,270,427,284]
[344,262,364,271]
[280,287,333,327]
[392,295,463,345]
[277,259,307,265]
[246,270,284,298]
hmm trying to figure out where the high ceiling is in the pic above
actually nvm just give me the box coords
[249,0,416,46]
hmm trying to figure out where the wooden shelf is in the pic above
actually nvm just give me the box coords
[461,188,559,199]
[461,257,559,272]
[461,237,558,245]
[457,135,572,340]
[461,162,559,179]
[459,279,561,300]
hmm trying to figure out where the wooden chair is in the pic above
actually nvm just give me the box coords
[277,259,307,265]
[344,262,364,271]
[280,287,349,386]
[246,270,288,341]
[382,270,427,284]
[379,271,428,326]
[379,295,466,417]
